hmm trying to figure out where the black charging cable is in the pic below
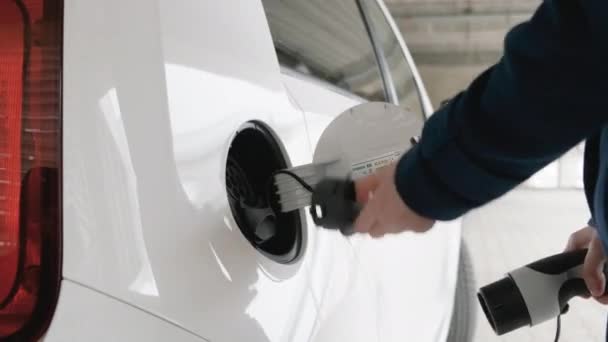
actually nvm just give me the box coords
[554,314,561,342]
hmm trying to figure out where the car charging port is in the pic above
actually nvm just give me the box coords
[226,122,302,264]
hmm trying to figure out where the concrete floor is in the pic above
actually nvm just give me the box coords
[462,188,608,342]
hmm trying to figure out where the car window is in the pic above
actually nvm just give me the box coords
[362,0,425,119]
[261,0,387,102]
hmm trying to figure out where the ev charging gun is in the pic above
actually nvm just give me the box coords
[271,102,423,234]
[478,248,608,336]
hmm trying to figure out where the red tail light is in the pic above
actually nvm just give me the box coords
[0,0,62,340]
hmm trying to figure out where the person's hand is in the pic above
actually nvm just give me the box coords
[353,163,435,238]
[564,226,608,304]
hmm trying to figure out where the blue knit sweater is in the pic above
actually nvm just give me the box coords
[396,0,608,247]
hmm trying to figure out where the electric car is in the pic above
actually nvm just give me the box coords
[0,0,474,341]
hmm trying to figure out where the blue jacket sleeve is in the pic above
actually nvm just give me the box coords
[395,0,608,220]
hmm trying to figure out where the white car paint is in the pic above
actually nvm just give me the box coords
[282,63,461,342]
[44,280,206,342]
[44,0,462,341]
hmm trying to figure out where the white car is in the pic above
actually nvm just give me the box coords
[0,0,474,341]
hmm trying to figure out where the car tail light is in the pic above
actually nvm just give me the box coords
[0,0,62,340]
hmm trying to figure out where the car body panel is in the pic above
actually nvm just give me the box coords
[55,0,462,341]
[63,0,318,341]
[45,281,205,342]
[282,67,462,342]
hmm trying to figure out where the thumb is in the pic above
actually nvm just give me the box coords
[354,174,380,203]
[353,195,380,234]
[583,237,606,297]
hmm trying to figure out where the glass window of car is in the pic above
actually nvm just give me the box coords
[261,0,387,102]
[362,0,425,119]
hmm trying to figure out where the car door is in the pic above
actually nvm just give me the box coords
[348,2,463,341]
[261,0,462,341]
[260,1,389,341]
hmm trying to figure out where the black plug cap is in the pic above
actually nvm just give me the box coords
[310,178,360,235]
[478,276,532,335]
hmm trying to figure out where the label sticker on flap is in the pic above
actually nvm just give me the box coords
[351,151,402,179]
